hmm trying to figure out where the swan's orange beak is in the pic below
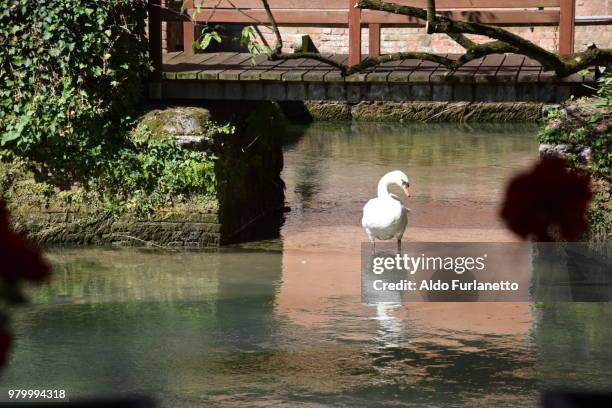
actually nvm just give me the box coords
[402,184,411,198]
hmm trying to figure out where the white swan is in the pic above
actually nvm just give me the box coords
[361,170,411,250]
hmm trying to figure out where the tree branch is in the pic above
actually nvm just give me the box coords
[257,0,611,78]
[270,52,349,74]
[357,0,563,71]
[426,0,436,34]
[261,0,347,72]
[357,0,426,20]
[261,0,282,54]
[356,0,612,76]
[559,46,612,76]
[451,41,518,70]
[447,32,476,49]
[442,18,564,72]
[347,52,453,75]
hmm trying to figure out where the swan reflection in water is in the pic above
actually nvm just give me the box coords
[372,303,405,350]
[363,249,407,350]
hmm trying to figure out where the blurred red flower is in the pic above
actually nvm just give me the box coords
[0,330,11,367]
[0,199,50,282]
[0,199,51,371]
[501,157,592,241]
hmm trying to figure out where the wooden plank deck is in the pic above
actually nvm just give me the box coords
[159,52,592,103]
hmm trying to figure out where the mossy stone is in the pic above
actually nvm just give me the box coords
[135,107,214,141]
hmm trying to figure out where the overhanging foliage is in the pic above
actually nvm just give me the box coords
[0,0,151,184]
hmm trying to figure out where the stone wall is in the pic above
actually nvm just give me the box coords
[164,1,611,54]
[13,210,221,247]
[6,102,286,248]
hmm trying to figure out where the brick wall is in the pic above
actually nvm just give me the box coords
[163,1,611,54]
[161,0,182,52]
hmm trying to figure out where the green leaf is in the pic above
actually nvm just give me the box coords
[199,34,212,51]
[198,30,221,51]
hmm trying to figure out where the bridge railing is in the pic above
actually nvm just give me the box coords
[148,0,577,80]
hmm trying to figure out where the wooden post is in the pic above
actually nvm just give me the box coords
[559,0,576,54]
[183,21,195,54]
[368,23,380,58]
[182,0,195,54]
[148,0,163,83]
[348,0,361,66]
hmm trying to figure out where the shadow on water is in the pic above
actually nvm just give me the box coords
[284,122,541,173]
[6,248,284,403]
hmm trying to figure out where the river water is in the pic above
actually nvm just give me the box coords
[4,123,612,407]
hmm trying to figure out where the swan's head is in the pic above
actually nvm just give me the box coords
[382,170,411,198]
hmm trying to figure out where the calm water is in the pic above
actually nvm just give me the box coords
[5,123,612,407]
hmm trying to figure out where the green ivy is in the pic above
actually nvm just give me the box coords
[595,72,612,108]
[0,0,151,185]
[0,0,230,216]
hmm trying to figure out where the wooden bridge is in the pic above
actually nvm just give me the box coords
[158,51,592,102]
[148,0,596,103]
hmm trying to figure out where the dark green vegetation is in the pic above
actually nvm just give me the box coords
[0,1,221,217]
[0,102,286,246]
[0,0,230,218]
[0,0,149,185]
[0,1,285,246]
[538,74,612,241]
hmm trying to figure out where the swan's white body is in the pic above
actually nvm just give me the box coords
[362,171,410,248]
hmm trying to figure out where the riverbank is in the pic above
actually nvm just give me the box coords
[1,102,286,247]
[283,101,544,123]
[538,96,611,241]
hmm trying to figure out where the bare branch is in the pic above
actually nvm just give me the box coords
[355,0,611,76]
[426,0,436,34]
[347,52,453,75]
[253,0,611,78]
[441,19,564,72]
[261,0,347,73]
[425,0,475,49]
[261,0,282,54]
[357,0,562,70]
[451,41,518,69]
[270,52,348,73]
[357,0,426,20]
[447,32,476,49]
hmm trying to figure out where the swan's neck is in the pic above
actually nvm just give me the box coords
[377,176,393,198]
